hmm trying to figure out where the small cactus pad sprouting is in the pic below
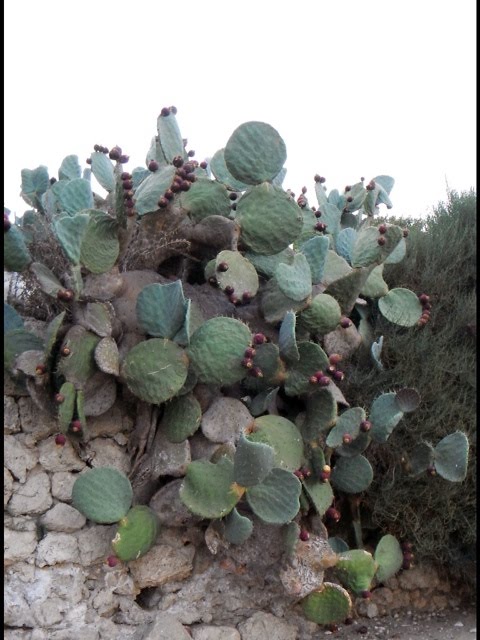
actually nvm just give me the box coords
[301,582,352,625]
[247,415,304,472]
[112,506,159,561]
[369,392,405,443]
[122,338,189,404]
[224,121,287,185]
[433,431,469,482]
[335,549,377,595]
[72,467,133,524]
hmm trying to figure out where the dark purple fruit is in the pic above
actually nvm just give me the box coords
[121,172,131,180]
[293,469,305,480]
[172,156,184,168]
[361,590,372,599]
[329,353,342,365]
[55,434,67,446]
[360,420,372,432]
[320,470,330,482]
[169,105,177,114]
[419,293,430,304]
[403,228,409,238]
[346,196,353,202]
[253,333,267,345]
[106,555,118,567]
[187,150,195,157]
[54,393,65,404]
[229,192,237,201]
[35,364,46,375]
[160,107,170,117]
[217,262,229,272]
[318,376,331,387]
[244,347,256,358]
[164,190,174,200]
[315,222,327,232]
[314,174,326,183]
[250,366,264,378]
[242,291,253,303]
[158,197,168,208]
[402,559,412,570]
[241,357,253,369]
[86,158,92,165]
[345,185,352,192]
[200,161,208,169]
[109,146,122,161]
[229,295,241,306]
[224,285,234,295]
[377,236,386,246]
[378,224,387,234]
[122,179,133,190]
[208,277,218,287]
[366,180,375,191]
[332,370,345,382]
[326,507,341,522]
[71,419,82,433]
[148,160,159,172]
[119,155,129,164]
[340,317,352,329]
[299,529,310,541]
[342,433,352,444]
[57,289,74,302]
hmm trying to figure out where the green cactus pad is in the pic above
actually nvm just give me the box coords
[283,521,301,559]
[72,467,133,524]
[59,154,81,181]
[187,317,251,386]
[245,247,295,279]
[4,225,32,272]
[335,228,357,265]
[374,534,403,583]
[302,389,338,441]
[300,235,330,284]
[302,583,352,625]
[215,250,259,298]
[335,549,377,595]
[326,407,366,448]
[278,311,300,363]
[180,178,232,222]
[324,268,372,315]
[233,434,275,487]
[328,537,349,554]
[112,505,160,562]
[293,205,318,248]
[322,250,352,286]
[360,264,389,298]
[318,203,342,238]
[145,136,167,169]
[384,236,406,264]
[284,341,329,397]
[157,110,185,162]
[378,288,423,327]
[298,294,342,335]
[236,183,303,255]
[248,415,304,472]
[374,175,395,208]
[21,166,50,209]
[90,152,115,192]
[223,508,253,545]
[408,442,435,475]
[136,281,188,339]
[133,165,177,216]
[57,326,100,388]
[261,277,309,325]
[4,303,24,334]
[395,388,421,413]
[79,211,119,274]
[174,298,198,347]
[4,329,44,372]
[162,392,202,443]
[246,468,301,524]
[224,121,286,185]
[248,387,279,417]
[94,336,120,376]
[210,148,250,191]
[53,212,92,264]
[29,262,64,298]
[303,478,334,516]
[433,432,469,482]
[57,178,93,215]
[343,183,367,213]
[330,455,373,493]
[180,457,239,519]
[275,253,312,302]
[369,392,404,443]
[351,225,403,268]
[55,381,76,433]
[122,338,189,404]
[42,311,66,365]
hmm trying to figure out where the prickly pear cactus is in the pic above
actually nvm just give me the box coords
[5,107,470,627]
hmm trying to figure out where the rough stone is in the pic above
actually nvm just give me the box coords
[146,427,191,479]
[84,402,134,440]
[398,565,440,591]
[201,397,253,444]
[38,436,86,472]
[17,397,58,439]
[192,625,241,640]
[4,434,39,482]
[189,431,221,461]
[76,524,118,566]
[237,611,298,640]
[7,467,52,515]
[4,395,21,433]
[129,542,195,589]
[135,613,192,640]
[4,466,14,505]
[86,437,131,475]
[36,531,80,566]
[105,568,140,597]
[51,471,77,501]
[40,502,87,532]
[4,527,38,566]
[149,479,203,527]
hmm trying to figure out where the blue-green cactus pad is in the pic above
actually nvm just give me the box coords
[433,431,469,482]
[275,253,312,302]
[245,468,301,524]
[303,478,334,516]
[378,288,423,327]
[136,281,188,339]
[223,508,253,544]
[330,455,373,493]
[326,407,366,448]
[162,392,202,443]
[369,392,404,443]
[72,466,133,524]
[374,534,403,583]
[180,179,232,222]
[180,456,238,519]
[133,165,176,216]
[300,235,330,284]
[248,415,304,472]
[278,311,300,363]
[91,152,115,192]
[233,434,275,487]
[210,148,250,191]
[284,341,330,397]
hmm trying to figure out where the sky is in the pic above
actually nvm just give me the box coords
[4,0,476,221]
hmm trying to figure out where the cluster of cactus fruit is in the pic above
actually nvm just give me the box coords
[4,109,470,626]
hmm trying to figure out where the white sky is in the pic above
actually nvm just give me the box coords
[4,0,476,221]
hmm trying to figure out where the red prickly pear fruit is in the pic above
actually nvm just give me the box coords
[164,189,174,200]
[300,467,312,478]
[172,156,184,168]
[293,469,305,480]
[71,419,82,433]
[160,107,170,117]
[242,291,253,303]
[169,105,178,114]
[326,507,341,522]
[366,180,376,191]
[342,433,353,444]
[345,185,352,192]
[148,160,159,172]
[244,347,256,358]
[314,174,326,183]
[183,162,195,174]
[402,559,412,570]
[229,295,241,306]
[403,552,414,562]
[121,172,131,180]
[318,376,331,387]
[346,196,353,203]
[419,293,430,304]
[55,434,67,446]
[93,144,101,152]
[313,370,324,380]
[200,161,208,169]
[401,541,413,552]
[109,146,122,161]
[241,358,254,369]
[54,393,65,404]
[251,366,263,378]
[422,302,432,311]
[253,333,267,345]
[86,158,92,165]
[377,236,386,246]
[417,318,428,327]
[378,224,387,234]
[158,197,168,208]
[426,465,436,476]
[187,149,195,157]
[299,529,310,541]
[180,180,190,192]
[360,420,372,432]
[106,555,119,567]
[332,370,345,382]
[340,317,352,329]
[329,353,342,365]
[320,470,330,482]
[217,262,229,272]
[315,222,327,232]
[403,228,409,238]
[122,179,133,190]
[224,285,234,295]
[309,375,319,384]
[314,210,322,218]
[361,590,372,599]
[125,199,135,209]
[57,289,74,302]
[208,277,218,287]
[35,364,47,375]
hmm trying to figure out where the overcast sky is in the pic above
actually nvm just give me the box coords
[4,0,476,221]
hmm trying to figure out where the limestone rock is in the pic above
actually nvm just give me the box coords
[86,437,131,475]
[7,467,52,515]
[149,479,203,528]
[84,403,134,440]
[4,466,14,506]
[40,502,87,532]
[36,532,80,566]
[4,435,39,483]
[129,542,195,589]
[38,436,86,472]
[4,395,21,433]
[4,527,38,566]
[17,397,58,439]
[201,397,253,444]
[51,471,77,501]
[237,612,297,640]
[135,613,192,640]
[192,626,241,640]
[76,524,117,566]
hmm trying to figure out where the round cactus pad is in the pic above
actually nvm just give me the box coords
[179,178,232,223]
[187,317,252,385]
[335,549,377,594]
[224,121,287,185]
[378,287,423,327]
[302,583,352,625]
[162,392,202,443]
[215,250,259,298]
[179,457,239,519]
[210,148,250,191]
[122,338,189,404]
[374,534,403,583]
[326,407,366,448]
[236,183,303,255]
[330,455,373,493]
[245,468,301,525]
[303,477,334,516]
[298,294,341,335]
[72,467,133,524]
[433,431,469,482]
[248,415,304,471]
[112,505,159,561]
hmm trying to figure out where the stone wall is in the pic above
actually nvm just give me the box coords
[4,382,472,640]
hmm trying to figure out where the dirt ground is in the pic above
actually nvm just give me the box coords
[322,607,477,640]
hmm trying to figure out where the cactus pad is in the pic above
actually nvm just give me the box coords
[162,392,202,443]
[4,225,31,272]
[374,534,403,583]
[94,337,120,376]
[298,293,342,335]
[301,583,352,625]
[53,212,90,264]
[136,281,188,339]
[57,381,76,433]
[300,235,330,284]
[72,467,133,524]
[233,434,275,487]
[303,478,334,516]
[180,457,239,519]
[335,549,377,595]
[284,341,329,397]
[180,179,232,222]
[112,505,159,561]
[302,389,338,441]
[58,178,93,215]
[326,407,366,448]
[223,508,253,544]
[245,468,301,524]
[29,262,64,298]
[214,250,259,299]
[248,415,304,471]
[275,253,312,302]
[330,455,373,493]
[433,431,469,482]
[369,392,404,443]
[378,287,423,327]
[278,311,300,363]
[133,165,176,216]
[210,148,249,191]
